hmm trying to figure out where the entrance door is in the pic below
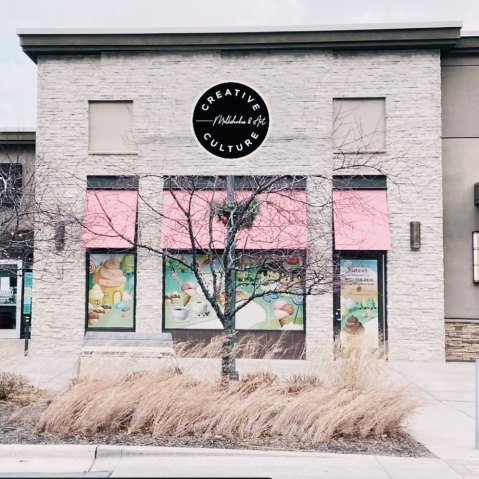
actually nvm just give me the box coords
[333,252,386,348]
[0,260,22,339]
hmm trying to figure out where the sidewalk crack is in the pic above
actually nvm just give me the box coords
[374,456,393,479]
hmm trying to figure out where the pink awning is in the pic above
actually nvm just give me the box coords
[82,190,138,248]
[333,189,391,250]
[161,190,307,250]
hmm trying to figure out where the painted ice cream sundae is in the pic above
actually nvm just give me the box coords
[273,299,295,327]
[165,291,181,306]
[343,315,365,335]
[181,281,198,306]
[216,290,248,308]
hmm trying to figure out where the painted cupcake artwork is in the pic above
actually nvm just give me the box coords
[87,253,135,329]
[93,256,126,306]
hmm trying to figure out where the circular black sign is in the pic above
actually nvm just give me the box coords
[193,82,269,159]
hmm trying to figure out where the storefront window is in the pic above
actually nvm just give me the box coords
[164,253,305,331]
[336,257,383,348]
[87,251,135,329]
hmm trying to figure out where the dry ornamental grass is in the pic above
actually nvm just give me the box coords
[35,337,418,444]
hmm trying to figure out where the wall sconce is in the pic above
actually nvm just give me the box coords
[410,221,421,251]
[54,222,66,252]
[474,232,479,283]
[474,183,479,206]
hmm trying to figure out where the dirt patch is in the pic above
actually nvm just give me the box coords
[0,403,432,457]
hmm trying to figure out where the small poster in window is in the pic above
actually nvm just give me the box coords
[339,259,379,347]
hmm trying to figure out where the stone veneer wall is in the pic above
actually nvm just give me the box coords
[31,48,444,362]
[445,319,479,361]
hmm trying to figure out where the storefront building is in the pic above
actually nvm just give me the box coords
[2,22,479,368]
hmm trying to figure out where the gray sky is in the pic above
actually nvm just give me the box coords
[1,0,478,129]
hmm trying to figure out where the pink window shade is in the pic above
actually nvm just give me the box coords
[161,190,307,250]
[333,189,391,251]
[82,189,138,248]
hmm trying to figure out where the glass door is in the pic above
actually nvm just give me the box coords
[0,260,22,339]
[333,252,386,349]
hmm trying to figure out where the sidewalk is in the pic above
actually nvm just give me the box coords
[0,445,465,478]
[391,361,479,479]
[0,340,78,391]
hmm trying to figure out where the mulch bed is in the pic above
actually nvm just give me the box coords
[0,403,432,457]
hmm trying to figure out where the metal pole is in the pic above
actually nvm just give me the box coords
[224,175,239,381]
[476,359,479,448]
[23,316,30,357]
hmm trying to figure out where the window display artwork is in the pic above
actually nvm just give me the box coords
[164,254,305,331]
[87,252,135,329]
[339,259,379,347]
[23,272,33,315]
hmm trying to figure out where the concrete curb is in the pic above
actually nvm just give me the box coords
[0,443,384,460]
[0,444,468,478]
[0,444,98,477]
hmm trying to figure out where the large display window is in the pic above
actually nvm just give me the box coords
[163,253,305,331]
[86,251,136,330]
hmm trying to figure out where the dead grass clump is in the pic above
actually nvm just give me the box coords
[173,336,225,358]
[0,372,28,401]
[37,339,418,443]
[0,371,44,406]
[174,333,304,360]
[329,337,386,390]
[282,374,323,394]
[235,371,278,395]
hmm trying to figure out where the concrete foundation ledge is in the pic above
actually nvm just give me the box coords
[79,332,176,377]
[80,346,175,357]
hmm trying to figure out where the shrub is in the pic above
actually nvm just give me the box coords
[36,338,418,443]
[0,372,28,401]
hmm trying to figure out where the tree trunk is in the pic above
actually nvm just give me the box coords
[222,175,239,380]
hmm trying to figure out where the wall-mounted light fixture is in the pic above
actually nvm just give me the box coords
[474,183,479,206]
[473,232,479,283]
[54,222,66,252]
[410,221,421,251]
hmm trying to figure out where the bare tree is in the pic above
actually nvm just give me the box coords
[26,105,407,379]
[0,135,36,266]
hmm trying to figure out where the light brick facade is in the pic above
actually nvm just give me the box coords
[28,47,444,362]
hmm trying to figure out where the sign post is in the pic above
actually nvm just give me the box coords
[476,359,479,448]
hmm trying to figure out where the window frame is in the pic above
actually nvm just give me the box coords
[332,97,387,154]
[0,163,23,208]
[88,100,137,156]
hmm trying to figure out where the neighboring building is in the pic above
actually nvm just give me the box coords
[1,22,479,370]
[442,39,479,360]
[0,130,35,341]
